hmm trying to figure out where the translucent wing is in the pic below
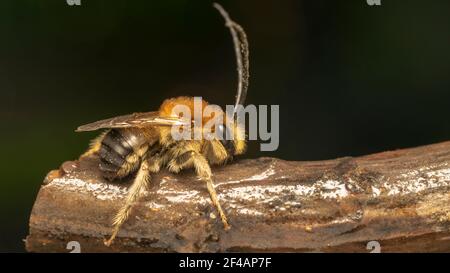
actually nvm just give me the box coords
[76,111,189,132]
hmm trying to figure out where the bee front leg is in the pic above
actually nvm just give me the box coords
[189,152,231,230]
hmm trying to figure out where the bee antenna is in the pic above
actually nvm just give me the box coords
[213,3,249,117]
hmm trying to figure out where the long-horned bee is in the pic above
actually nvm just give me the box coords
[76,3,249,246]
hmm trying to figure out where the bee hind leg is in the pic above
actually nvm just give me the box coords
[80,130,110,159]
[104,158,159,246]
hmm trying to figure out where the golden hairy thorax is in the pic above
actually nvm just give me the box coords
[159,96,209,119]
[158,96,226,128]
[157,96,246,156]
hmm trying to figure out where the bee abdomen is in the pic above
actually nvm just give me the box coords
[99,129,135,172]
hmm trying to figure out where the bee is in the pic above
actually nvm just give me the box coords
[76,3,249,246]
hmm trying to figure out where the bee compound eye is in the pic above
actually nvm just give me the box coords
[217,124,235,155]
[216,124,226,140]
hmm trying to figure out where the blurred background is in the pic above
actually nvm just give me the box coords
[0,0,449,252]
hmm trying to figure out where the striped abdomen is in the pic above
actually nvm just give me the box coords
[99,129,147,180]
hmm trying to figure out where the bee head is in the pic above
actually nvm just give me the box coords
[216,118,246,157]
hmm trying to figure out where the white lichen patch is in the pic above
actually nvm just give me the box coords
[156,188,208,205]
[219,178,348,205]
[284,200,302,207]
[145,202,166,210]
[382,165,450,196]
[371,186,381,197]
[216,164,276,186]
[245,167,276,181]
[315,179,349,199]
[49,177,127,201]
[330,217,353,224]
[237,208,264,216]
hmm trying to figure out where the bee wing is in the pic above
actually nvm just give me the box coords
[76,111,189,132]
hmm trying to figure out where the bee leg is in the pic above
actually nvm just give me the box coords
[115,153,141,179]
[202,140,229,165]
[168,149,230,229]
[167,150,192,173]
[190,152,230,230]
[80,130,110,159]
[103,145,149,181]
[104,158,156,246]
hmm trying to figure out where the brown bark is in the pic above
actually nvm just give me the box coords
[26,142,450,252]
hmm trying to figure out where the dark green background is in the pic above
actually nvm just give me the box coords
[1,0,449,252]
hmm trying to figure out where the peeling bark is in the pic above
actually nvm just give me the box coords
[26,142,450,252]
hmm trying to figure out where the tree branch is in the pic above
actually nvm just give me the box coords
[26,141,450,252]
